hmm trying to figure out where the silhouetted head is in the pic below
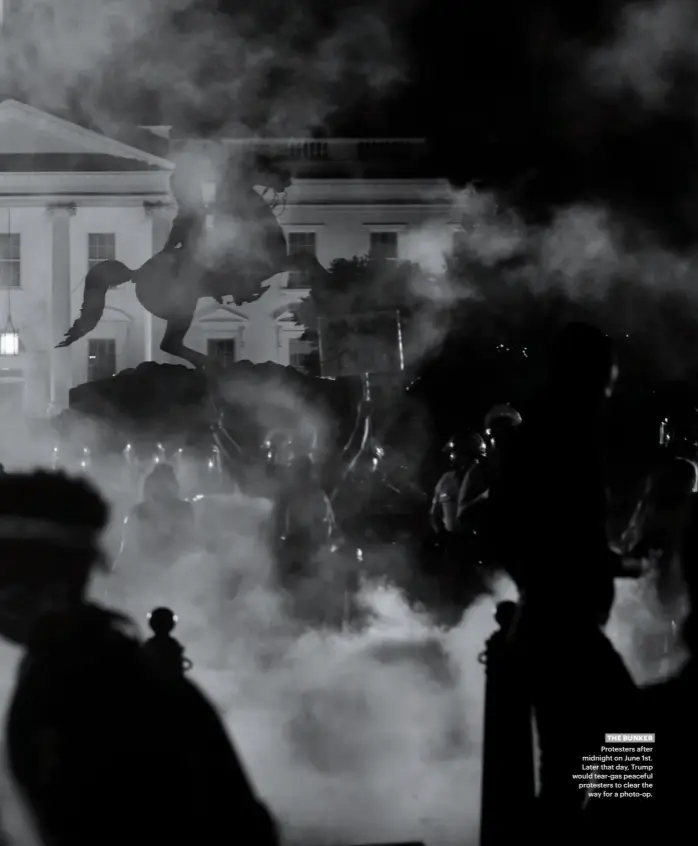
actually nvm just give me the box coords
[148,607,177,636]
[483,404,522,450]
[0,471,109,644]
[494,600,518,629]
[548,323,617,401]
[143,463,180,502]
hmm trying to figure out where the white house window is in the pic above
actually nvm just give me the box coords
[207,338,236,368]
[288,337,314,372]
[287,231,317,288]
[369,230,398,260]
[88,233,116,269]
[87,339,117,382]
[0,234,20,288]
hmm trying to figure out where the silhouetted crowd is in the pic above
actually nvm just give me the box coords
[432,322,698,843]
[0,322,695,844]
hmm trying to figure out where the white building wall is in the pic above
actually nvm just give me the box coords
[0,127,455,413]
[2,186,453,412]
[68,205,154,384]
[0,206,53,416]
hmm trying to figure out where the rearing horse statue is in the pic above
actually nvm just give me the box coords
[57,154,327,370]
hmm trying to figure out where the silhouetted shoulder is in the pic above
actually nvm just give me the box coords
[6,605,173,845]
[166,677,280,844]
[7,603,278,845]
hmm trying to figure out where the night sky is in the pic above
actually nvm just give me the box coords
[217,1,698,246]
[2,0,693,247]
[403,0,697,247]
[406,0,698,249]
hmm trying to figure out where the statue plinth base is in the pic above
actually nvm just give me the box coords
[66,359,352,449]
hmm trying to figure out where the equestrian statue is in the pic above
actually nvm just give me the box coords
[57,153,327,370]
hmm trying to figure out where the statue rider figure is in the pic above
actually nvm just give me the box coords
[162,169,207,262]
[161,168,230,305]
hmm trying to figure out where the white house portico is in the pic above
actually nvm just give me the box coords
[0,99,454,416]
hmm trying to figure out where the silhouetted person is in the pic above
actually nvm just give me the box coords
[488,325,637,837]
[0,470,279,846]
[276,454,337,587]
[623,459,696,559]
[428,431,490,613]
[622,457,696,595]
[431,431,486,535]
[141,607,193,681]
[457,405,522,522]
[456,404,523,568]
[116,462,197,571]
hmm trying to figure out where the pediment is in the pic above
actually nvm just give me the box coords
[196,304,250,322]
[0,100,173,170]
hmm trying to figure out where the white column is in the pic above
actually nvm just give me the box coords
[143,200,174,361]
[48,202,76,412]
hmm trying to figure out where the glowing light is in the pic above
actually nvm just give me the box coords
[0,324,19,356]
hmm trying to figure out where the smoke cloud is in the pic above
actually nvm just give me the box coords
[393,176,698,382]
[587,0,698,110]
[0,3,694,842]
[105,528,501,846]
[0,0,410,138]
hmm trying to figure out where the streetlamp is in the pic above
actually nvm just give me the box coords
[1,209,19,356]
[0,308,19,356]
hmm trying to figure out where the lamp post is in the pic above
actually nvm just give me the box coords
[1,209,20,356]
[0,310,19,356]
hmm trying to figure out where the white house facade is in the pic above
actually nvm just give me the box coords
[0,99,455,417]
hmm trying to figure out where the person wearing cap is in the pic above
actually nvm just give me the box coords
[431,431,487,535]
[0,470,279,846]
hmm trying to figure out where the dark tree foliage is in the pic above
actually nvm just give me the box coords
[291,255,428,375]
